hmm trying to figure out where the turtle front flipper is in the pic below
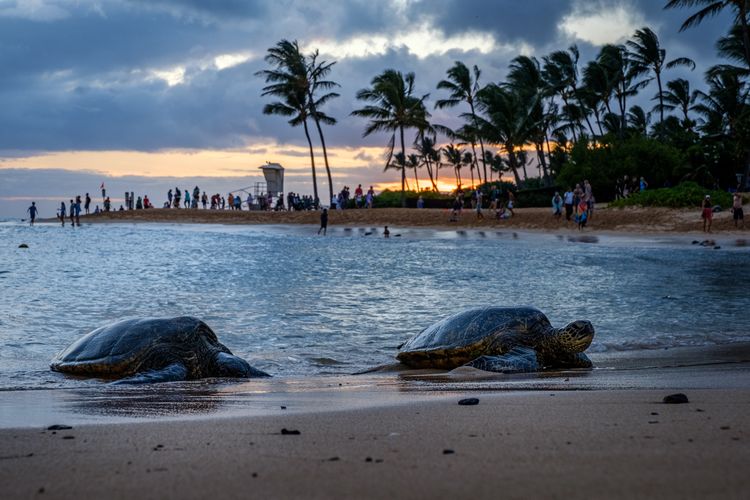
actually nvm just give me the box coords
[464,346,540,373]
[214,352,270,378]
[111,362,189,384]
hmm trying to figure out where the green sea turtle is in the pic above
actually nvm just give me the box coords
[396,306,594,373]
[50,316,270,384]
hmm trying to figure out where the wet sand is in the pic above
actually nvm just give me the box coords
[47,206,749,234]
[2,347,750,499]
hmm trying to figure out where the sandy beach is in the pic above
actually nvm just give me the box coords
[48,205,748,234]
[2,349,750,499]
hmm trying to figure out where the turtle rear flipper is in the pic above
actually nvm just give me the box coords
[111,362,189,384]
[465,346,540,373]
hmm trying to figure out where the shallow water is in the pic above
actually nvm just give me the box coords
[1,221,749,391]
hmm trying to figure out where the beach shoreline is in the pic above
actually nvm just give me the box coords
[2,347,749,499]
[38,206,749,235]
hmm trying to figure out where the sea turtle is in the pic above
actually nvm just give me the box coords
[396,306,594,373]
[50,316,270,384]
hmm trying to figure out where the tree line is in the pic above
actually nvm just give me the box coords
[258,1,750,207]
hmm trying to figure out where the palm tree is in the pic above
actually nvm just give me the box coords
[306,50,340,205]
[260,85,320,203]
[627,105,651,134]
[655,78,696,127]
[435,62,489,182]
[414,134,440,191]
[352,70,431,207]
[407,153,421,191]
[443,144,464,187]
[462,151,475,188]
[475,83,540,185]
[692,67,749,137]
[665,0,750,69]
[386,152,411,191]
[257,40,340,205]
[626,27,695,123]
[507,55,553,184]
[543,44,598,137]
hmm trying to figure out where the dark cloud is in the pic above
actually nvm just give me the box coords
[0,0,738,156]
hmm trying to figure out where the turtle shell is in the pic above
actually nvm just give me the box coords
[396,306,552,369]
[50,317,229,377]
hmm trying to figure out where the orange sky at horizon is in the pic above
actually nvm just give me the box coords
[0,144,511,194]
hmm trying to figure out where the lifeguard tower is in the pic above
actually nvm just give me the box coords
[260,162,284,198]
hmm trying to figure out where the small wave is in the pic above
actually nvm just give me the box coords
[307,357,349,366]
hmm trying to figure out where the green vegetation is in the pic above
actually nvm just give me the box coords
[610,182,733,208]
[260,3,750,207]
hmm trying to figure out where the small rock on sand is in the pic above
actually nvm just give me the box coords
[280,428,301,435]
[458,398,479,406]
[663,393,689,404]
[47,425,72,430]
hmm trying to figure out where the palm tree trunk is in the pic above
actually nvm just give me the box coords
[425,158,438,191]
[536,143,549,185]
[469,102,488,182]
[469,166,475,188]
[469,142,483,185]
[312,115,334,205]
[399,126,406,207]
[573,86,597,137]
[655,69,665,124]
[302,119,319,203]
[413,167,420,192]
[507,147,522,186]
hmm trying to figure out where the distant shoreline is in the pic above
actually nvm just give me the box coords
[38,206,748,234]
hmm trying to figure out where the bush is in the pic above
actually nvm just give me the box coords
[609,182,734,208]
[556,136,686,202]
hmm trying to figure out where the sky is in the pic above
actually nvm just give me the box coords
[0,0,734,217]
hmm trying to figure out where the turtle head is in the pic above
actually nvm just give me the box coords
[557,320,595,353]
[214,352,271,378]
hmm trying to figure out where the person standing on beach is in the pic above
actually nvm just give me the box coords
[383,225,390,238]
[563,187,574,221]
[101,183,106,203]
[58,201,66,226]
[318,208,328,235]
[26,202,38,225]
[552,192,563,220]
[74,195,81,226]
[84,193,91,214]
[732,192,744,229]
[417,195,425,209]
[584,180,593,219]
[173,187,181,208]
[124,192,130,211]
[475,189,484,219]
[506,190,515,217]
[639,177,648,192]
[184,189,190,209]
[68,199,75,226]
[702,195,713,233]
[167,189,173,208]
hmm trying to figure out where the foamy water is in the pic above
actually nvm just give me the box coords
[1,220,749,390]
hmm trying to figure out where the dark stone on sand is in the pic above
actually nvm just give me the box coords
[62,436,75,440]
[692,240,699,245]
[458,398,480,406]
[280,406,287,410]
[252,473,258,478]
[47,425,72,430]
[443,449,455,454]
[18,244,29,248]
[281,428,301,435]
[663,393,689,404]
[714,246,721,250]
[365,457,373,462]
[327,457,340,461]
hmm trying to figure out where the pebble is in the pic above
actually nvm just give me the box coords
[443,449,455,455]
[281,428,301,435]
[18,244,29,249]
[62,436,75,440]
[663,393,689,404]
[47,425,72,430]
[458,398,479,406]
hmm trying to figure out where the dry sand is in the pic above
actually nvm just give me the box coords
[2,388,748,500]
[57,206,748,234]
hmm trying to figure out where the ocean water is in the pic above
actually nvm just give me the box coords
[1,221,749,391]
